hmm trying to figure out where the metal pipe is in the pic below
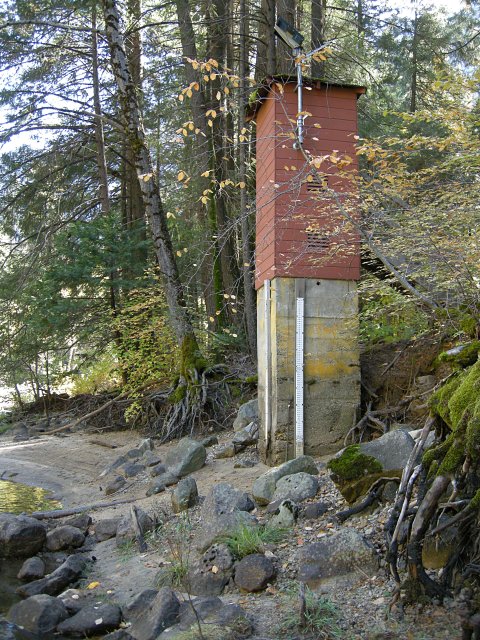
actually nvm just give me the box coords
[293,46,304,149]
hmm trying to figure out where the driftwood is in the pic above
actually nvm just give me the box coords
[88,439,118,449]
[130,504,148,552]
[30,496,144,520]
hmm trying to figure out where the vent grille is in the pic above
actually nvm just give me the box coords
[306,230,330,252]
[306,176,328,192]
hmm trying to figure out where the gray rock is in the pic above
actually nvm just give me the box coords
[268,500,298,528]
[201,435,219,447]
[128,587,180,640]
[143,451,162,467]
[121,462,145,478]
[187,543,234,596]
[0,620,21,640]
[104,631,134,640]
[105,475,126,496]
[165,438,207,478]
[159,599,252,640]
[233,399,258,431]
[214,443,237,458]
[17,554,89,598]
[171,477,198,513]
[126,447,142,460]
[252,455,318,505]
[139,438,154,454]
[8,594,68,635]
[100,455,129,478]
[232,421,259,448]
[57,603,122,636]
[381,481,399,503]
[123,589,159,621]
[150,463,167,477]
[272,472,319,503]
[146,472,179,497]
[296,527,379,590]
[116,508,154,547]
[202,482,255,518]
[359,430,415,471]
[234,554,276,592]
[17,557,45,581]
[58,588,86,614]
[45,525,85,551]
[194,511,258,553]
[300,502,329,520]
[94,518,120,542]
[234,459,257,469]
[0,513,46,558]
[63,513,92,534]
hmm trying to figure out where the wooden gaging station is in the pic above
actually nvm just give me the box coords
[251,73,365,465]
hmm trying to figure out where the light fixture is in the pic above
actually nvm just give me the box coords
[274,18,304,50]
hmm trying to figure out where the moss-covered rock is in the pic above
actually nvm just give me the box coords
[341,469,401,504]
[437,341,480,369]
[427,358,480,477]
[327,445,384,503]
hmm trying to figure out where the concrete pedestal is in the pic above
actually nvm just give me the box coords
[257,277,360,465]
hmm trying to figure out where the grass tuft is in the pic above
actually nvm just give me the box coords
[218,523,286,559]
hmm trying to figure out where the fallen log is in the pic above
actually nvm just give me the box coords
[30,496,145,520]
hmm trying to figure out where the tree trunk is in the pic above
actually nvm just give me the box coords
[101,0,202,368]
[239,0,257,357]
[311,0,326,78]
[256,0,276,78]
[410,11,418,113]
[277,0,296,73]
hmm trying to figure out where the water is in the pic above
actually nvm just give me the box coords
[0,480,62,618]
[0,480,61,515]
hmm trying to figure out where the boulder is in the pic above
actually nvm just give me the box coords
[142,451,162,467]
[17,554,89,598]
[296,528,379,590]
[359,429,415,471]
[116,508,154,547]
[17,557,45,581]
[252,455,318,505]
[233,399,258,431]
[202,483,255,517]
[45,525,85,551]
[58,588,86,614]
[121,462,145,478]
[171,477,198,513]
[123,589,159,621]
[299,502,329,520]
[272,472,319,504]
[146,472,179,497]
[126,448,142,460]
[139,438,154,454]
[268,500,298,528]
[194,511,258,553]
[150,463,167,477]
[104,631,134,640]
[214,443,237,459]
[201,435,219,447]
[57,603,122,636]
[232,422,258,448]
[94,518,121,542]
[105,476,126,496]
[158,599,252,640]
[0,620,21,640]
[234,554,276,592]
[0,514,46,558]
[186,543,234,596]
[165,438,206,478]
[128,587,180,640]
[63,513,92,535]
[8,594,68,635]
[100,455,129,478]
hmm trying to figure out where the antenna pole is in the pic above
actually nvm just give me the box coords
[293,46,304,149]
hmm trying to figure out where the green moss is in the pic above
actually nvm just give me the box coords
[429,371,466,428]
[438,341,480,369]
[244,375,258,385]
[180,333,207,378]
[423,432,455,470]
[437,436,465,475]
[468,488,480,511]
[327,445,383,484]
[342,469,401,504]
[168,383,187,404]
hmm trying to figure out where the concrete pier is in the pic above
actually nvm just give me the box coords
[257,277,360,465]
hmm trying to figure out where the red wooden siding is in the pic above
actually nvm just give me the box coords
[254,81,363,289]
